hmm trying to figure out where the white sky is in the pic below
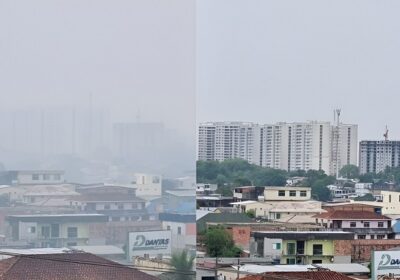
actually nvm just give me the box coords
[197,0,400,141]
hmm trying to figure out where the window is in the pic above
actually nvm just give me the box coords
[32,174,39,180]
[378,222,384,228]
[287,243,296,255]
[276,213,281,219]
[313,244,323,255]
[358,235,366,239]
[312,260,322,264]
[286,258,295,265]
[300,191,307,197]
[51,224,59,238]
[118,204,124,210]
[67,227,78,238]
[43,174,50,180]
[104,204,110,210]
[273,243,281,250]
[289,190,296,197]
[53,174,61,180]
[67,242,77,247]
[28,226,36,233]
[278,190,285,197]
[41,226,50,238]
[364,222,370,228]
[167,225,171,230]
[350,222,356,228]
[377,235,385,240]
[177,226,182,235]
[370,235,375,239]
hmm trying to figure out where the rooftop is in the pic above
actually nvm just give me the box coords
[6,214,108,223]
[314,210,390,220]
[251,231,354,240]
[165,190,195,197]
[74,193,144,202]
[233,263,369,274]
[240,271,355,280]
[0,252,157,280]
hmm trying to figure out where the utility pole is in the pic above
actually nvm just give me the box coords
[215,257,218,280]
[236,258,240,280]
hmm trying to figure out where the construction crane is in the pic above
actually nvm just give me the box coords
[384,126,389,141]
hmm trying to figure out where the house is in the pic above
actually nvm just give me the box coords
[72,184,149,222]
[22,184,79,206]
[196,184,218,195]
[0,170,65,186]
[132,173,162,197]
[196,213,253,233]
[315,203,392,240]
[0,252,157,280]
[159,212,196,253]
[264,186,311,201]
[251,231,354,264]
[163,190,195,213]
[72,193,148,222]
[233,186,264,202]
[197,194,233,208]
[6,214,108,248]
[231,200,325,223]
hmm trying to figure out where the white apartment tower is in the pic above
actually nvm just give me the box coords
[330,124,358,176]
[260,122,331,172]
[197,122,261,165]
[198,121,358,176]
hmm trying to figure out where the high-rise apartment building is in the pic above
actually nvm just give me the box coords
[260,122,332,172]
[330,123,358,176]
[198,121,358,176]
[359,140,400,174]
[197,122,261,165]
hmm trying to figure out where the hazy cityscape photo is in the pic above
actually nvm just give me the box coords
[1,0,400,280]
[0,1,196,279]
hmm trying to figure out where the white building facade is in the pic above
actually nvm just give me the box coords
[198,122,261,165]
[198,121,358,175]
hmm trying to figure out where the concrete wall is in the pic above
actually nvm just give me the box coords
[263,238,282,259]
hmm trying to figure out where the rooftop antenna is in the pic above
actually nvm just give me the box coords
[384,126,389,141]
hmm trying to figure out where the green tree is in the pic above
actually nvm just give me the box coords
[170,250,195,280]
[359,173,375,183]
[204,226,242,257]
[339,164,359,179]
[245,209,256,219]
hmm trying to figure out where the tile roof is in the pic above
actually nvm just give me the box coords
[0,252,158,280]
[241,271,354,280]
[314,210,390,220]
